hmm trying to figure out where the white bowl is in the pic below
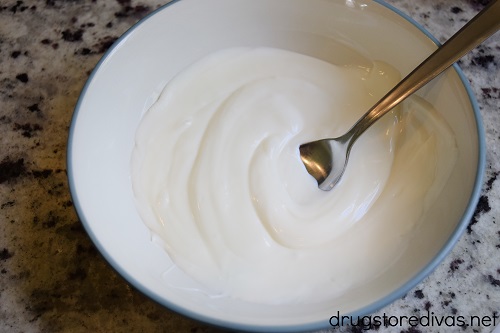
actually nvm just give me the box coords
[68,0,484,331]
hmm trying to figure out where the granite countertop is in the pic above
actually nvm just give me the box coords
[0,0,498,332]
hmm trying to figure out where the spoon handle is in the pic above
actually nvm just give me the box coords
[346,0,500,144]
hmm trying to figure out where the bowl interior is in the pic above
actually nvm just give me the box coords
[68,0,482,331]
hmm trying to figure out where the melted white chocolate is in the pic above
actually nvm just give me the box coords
[131,47,457,304]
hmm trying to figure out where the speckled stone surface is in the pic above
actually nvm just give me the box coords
[0,0,498,332]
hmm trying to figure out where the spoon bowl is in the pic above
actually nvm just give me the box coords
[300,0,499,190]
[300,138,347,190]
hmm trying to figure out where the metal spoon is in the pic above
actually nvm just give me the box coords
[299,0,500,191]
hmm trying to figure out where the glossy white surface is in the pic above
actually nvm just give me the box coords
[131,47,458,305]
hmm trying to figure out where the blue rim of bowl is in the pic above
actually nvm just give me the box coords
[67,0,486,332]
